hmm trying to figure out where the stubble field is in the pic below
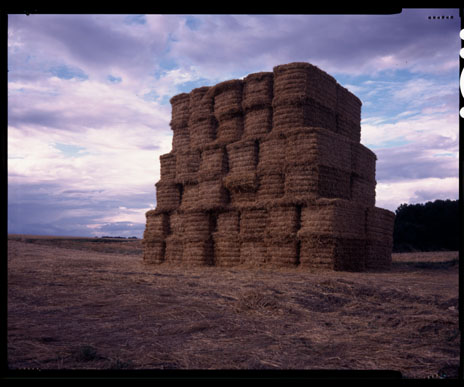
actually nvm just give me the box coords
[6,235,461,379]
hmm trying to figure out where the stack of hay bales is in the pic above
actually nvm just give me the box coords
[143,62,395,271]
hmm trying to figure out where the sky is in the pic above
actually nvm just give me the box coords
[7,9,461,237]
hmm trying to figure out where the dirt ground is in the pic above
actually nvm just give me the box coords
[6,236,461,379]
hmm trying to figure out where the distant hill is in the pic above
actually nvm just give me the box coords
[393,199,459,252]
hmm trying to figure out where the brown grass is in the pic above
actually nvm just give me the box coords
[7,235,460,378]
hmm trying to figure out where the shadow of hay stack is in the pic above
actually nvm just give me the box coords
[143,62,395,271]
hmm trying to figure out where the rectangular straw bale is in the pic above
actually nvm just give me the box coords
[198,146,228,181]
[155,181,181,212]
[285,127,352,172]
[189,115,217,151]
[240,208,268,241]
[242,106,272,140]
[317,166,352,199]
[366,207,395,243]
[223,171,258,193]
[298,199,367,239]
[228,188,257,208]
[171,127,190,153]
[159,152,176,181]
[216,210,240,235]
[189,86,213,121]
[273,62,337,110]
[226,139,259,175]
[175,150,200,185]
[165,235,184,263]
[336,84,362,123]
[284,165,319,199]
[351,176,376,207]
[198,178,230,210]
[182,211,214,241]
[240,240,268,266]
[265,204,299,238]
[242,71,273,111]
[143,241,165,264]
[212,79,243,121]
[169,211,184,235]
[272,97,336,133]
[266,237,299,266]
[299,234,366,271]
[215,115,243,145]
[298,235,334,269]
[144,210,170,241]
[257,172,285,202]
[351,143,377,182]
[365,240,392,270]
[257,134,287,174]
[179,183,200,211]
[337,115,361,143]
[170,93,190,130]
[213,234,241,266]
[183,239,214,265]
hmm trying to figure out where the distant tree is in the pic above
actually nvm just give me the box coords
[393,199,459,252]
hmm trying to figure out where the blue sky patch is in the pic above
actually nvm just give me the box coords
[54,143,88,158]
[107,74,122,83]
[124,14,146,25]
[49,65,88,81]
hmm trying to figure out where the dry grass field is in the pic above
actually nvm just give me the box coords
[6,235,461,379]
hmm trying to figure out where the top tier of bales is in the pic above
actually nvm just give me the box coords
[168,62,362,146]
[144,62,394,271]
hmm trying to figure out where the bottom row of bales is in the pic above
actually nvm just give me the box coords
[143,199,394,271]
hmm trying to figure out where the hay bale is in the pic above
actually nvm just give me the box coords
[171,127,190,153]
[226,139,259,176]
[175,150,200,185]
[213,234,241,266]
[266,236,299,266]
[159,152,176,181]
[216,210,240,235]
[240,240,268,266]
[257,133,287,174]
[143,211,170,241]
[257,172,285,202]
[183,239,214,265]
[366,207,395,243]
[223,172,258,194]
[215,115,243,145]
[265,204,299,238]
[365,240,392,270]
[228,188,257,208]
[351,143,376,182]
[170,93,190,130]
[165,235,183,263]
[336,84,362,142]
[169,211,184,235]
[211,79,243,121]
[197,178,230,211]
[198,146,228,181]
[155,181,181,212]
[143,241,165,264]
[182,210,216,242]
[240,207,268,241]
[242,106,273,140]
[179,183,200,211]
[273,62,337,111]
[188,115,217,151]
[285,127,352,173]
[242,71,273,111]
[299,234,366,271]
[189,86,213,121]
[351,176,376,207]
[298,198,366,240]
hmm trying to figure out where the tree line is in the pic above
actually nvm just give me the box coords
[393,199,459,252]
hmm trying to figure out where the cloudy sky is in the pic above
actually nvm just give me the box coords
[7,9,461,237]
